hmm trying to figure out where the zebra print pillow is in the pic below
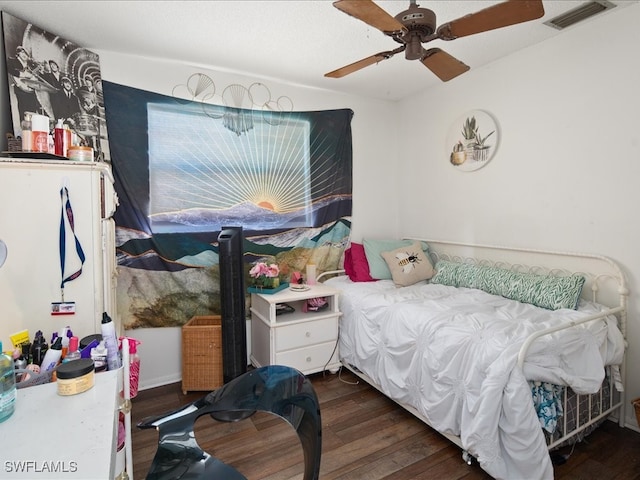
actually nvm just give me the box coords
[431,260,585,310]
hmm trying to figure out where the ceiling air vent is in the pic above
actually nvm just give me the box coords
[544,0,617,30]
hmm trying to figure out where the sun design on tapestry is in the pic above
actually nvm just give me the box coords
[146,103,338,233]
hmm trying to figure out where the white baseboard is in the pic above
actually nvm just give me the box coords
[138,372,182,392]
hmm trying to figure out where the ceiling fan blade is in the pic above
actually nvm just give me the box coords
[332,0,406,35]
[437,0,545,40]
[325,47,404,78]
[421,48,470,82]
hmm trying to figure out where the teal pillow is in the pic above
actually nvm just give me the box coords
[363,239,430,280]
[431,260,585,310]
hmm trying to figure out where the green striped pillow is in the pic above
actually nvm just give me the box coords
[431,260,585,310]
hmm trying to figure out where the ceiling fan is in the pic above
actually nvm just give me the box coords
[325,0,545,82]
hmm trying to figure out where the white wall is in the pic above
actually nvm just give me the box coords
[95,53,400,389]
[396,3,640,430]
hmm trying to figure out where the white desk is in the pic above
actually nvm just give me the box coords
[0,369,120,479]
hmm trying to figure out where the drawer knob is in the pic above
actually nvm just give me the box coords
[305,332,311,338]
[306,356,312,362]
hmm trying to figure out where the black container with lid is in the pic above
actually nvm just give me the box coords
[80,334,102,350]
[56,358,95,396]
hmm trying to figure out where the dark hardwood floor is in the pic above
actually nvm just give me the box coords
[131,369,640,479]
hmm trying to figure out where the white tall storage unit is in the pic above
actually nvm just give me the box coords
[0,158,119,344]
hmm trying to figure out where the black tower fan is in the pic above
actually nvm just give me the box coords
[217,226,247,382]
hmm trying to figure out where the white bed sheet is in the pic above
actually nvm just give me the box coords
[326,276,625,480]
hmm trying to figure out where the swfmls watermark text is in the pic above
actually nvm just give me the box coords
[4,460,79,474]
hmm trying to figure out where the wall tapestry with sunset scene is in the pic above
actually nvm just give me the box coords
[103,81,352,329]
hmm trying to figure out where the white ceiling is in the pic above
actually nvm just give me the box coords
[0,1,637,101]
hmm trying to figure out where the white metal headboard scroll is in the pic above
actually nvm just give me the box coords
[405,238,629,328]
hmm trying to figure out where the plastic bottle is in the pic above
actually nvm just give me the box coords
[101,312,121,371]
[0,341,17,423]
[90,340,108,372]
[54,119,71,157]
[13,352,26,382]
[63,125,72,157]
[21,113,32,151]
[120,337,141,398]
[30,114,49,153]
[40,336,63,372]
[61,336,69,360]
[21,343,31,365]
[30,331,48,366]
[62,336,81,363]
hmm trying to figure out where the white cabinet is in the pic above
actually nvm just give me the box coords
[250,284,341,375]
[0,159,119,342]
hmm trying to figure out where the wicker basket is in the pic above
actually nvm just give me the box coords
[181,315,223,394]
[633,398,640,428]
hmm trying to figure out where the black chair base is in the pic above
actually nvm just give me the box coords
[138,365,322,480]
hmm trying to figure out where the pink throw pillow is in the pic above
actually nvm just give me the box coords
[344,243,376,282]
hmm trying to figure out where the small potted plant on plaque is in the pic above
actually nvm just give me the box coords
[461,116,478,156]
[473,129,495,162]
[450,141,466,165]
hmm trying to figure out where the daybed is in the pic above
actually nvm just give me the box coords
[320,238,628,480]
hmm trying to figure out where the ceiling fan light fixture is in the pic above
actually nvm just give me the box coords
[405,36,423,60]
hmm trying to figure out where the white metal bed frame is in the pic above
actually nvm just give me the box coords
[320,239,629,455]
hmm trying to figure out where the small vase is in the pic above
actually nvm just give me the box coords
[255,276,280,289]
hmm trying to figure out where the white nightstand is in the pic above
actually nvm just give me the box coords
[250,284,341,375]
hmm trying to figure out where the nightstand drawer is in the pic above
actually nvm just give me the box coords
[275,341,337,372]
[275,317,337,351]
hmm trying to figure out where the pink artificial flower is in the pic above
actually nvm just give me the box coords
[265,264,279,278]
[249,262,279,278]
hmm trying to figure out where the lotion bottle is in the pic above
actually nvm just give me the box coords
[54,119,65,156]
[40,336,63,372]
[20,113,32,151]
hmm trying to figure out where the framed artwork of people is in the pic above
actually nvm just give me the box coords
[2,12,110,161]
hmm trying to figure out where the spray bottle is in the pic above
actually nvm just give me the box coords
[120,337,141,398]
[30,330,48,366]
[62,336,81,363]
[101,312,121,371]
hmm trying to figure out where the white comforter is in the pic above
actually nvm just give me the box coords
[326,276,625,480]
